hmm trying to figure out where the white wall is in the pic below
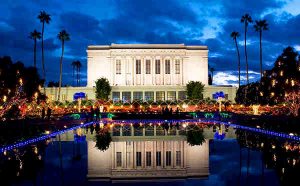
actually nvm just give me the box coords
[87,45,208,87]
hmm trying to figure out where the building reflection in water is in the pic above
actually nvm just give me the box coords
[87,123,209,180]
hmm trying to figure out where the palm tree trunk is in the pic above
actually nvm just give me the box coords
[41,22,46,94]
[235,38,241,87]
[239,146,242,186]
[245,23,249,84]
[72,65,75,87]
[77,65,79,87]
[34,39,37,68]
[211,72,213,84]
[58,41,64,101]
[79,66,80,86]
[260,30,263,80]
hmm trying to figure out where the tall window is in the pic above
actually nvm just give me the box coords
[175,59,180,74]
[136,152,142,166]
[116,60,121,74]
[156,91,165,101]
[122,92,131,102]
[166,151,171,166]
[146,152,151,166]
[116,152,122,167]
[167,91,176,100]
[145,91,154,101]
[146,60,151,74]
[155,60,160,74]
[165,59,170,74]
[176,151,181,166]
[136,60,141,74]
[133,92,143,100]
[156,151,161,166]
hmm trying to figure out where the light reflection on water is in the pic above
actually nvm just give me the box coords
[2,121,299,186]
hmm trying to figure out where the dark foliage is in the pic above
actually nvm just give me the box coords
[236,47,300,105]
[0,56,45,102]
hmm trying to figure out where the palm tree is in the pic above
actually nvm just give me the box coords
[38,11,51,93]
[57,30,70,101]
[210,67,215,85]
[29,30,41,68]
[76,61,82,86]
[254,20,268,79]
[71,60,82,86]
[241,14,253,84]
[231,31,241,87]
[71,61,77,86]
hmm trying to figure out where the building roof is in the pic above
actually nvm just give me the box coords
[87,43,208,50]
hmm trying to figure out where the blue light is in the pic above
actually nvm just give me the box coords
[1,119,299,153]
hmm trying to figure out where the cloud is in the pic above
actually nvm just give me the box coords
[0,0,299,87]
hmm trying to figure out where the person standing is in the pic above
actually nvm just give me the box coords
[47,107,51,120]
[41,107,45,119]
[95,106,100,121]
[90,107,95,121]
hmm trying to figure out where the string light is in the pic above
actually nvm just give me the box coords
[2,118,299,153]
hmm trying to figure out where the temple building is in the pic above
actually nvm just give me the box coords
[45,44,237,101]
[87,137,209,180]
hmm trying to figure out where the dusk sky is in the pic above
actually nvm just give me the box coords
[0,0,300,86]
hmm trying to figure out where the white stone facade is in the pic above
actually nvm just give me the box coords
[87,137,209,180]
[45,44,238,102]
[87,44,208,87]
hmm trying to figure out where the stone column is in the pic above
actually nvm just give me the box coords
[152,57,155,85]
[133,141,136,168]
[181,57,184,85]
[111,57,115,85]
[132,56,135,86]
[141,57,144,85]
[170,57,174,85]
[165,91,167,101]
[162,57,165,85]
[162,141,165,168]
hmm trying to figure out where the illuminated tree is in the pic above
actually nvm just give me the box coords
[284,86,300,116]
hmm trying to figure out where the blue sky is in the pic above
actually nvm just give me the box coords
[0,0,299,86]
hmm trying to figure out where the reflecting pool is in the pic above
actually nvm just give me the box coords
[1,121,299,186]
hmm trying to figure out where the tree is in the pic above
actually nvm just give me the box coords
[94,127,112,151]
[71,61,82,87]
[57,30,70,101]
[231,31,241,87]
[95,78,111,100]
[186,126,205,146]
[241,13,253,84]
[0,57,44,100]
[38,11,51,94]
[47,81,59,87]
[29,30,41,68]
[76,61,82,86]
[236,46,300,105]
[254,20,269,79]
[186,81,205,99]
[208,74,212,85]
[209,67,215,85]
